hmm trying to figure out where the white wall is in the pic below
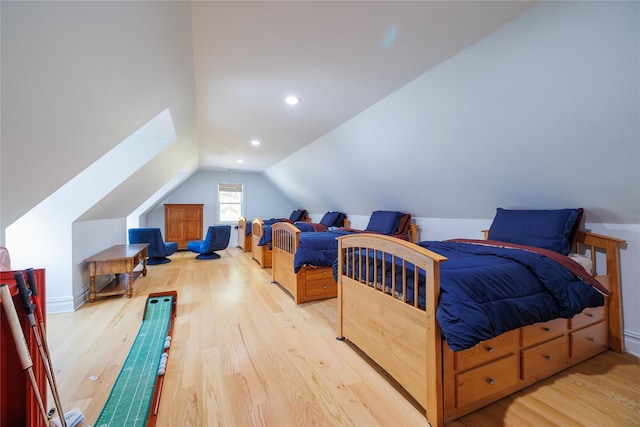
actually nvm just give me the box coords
[1,1,198,312]
[267,1,639,224]
[72,219,126,310]
[147,170,299,248]
[1,0,198,232]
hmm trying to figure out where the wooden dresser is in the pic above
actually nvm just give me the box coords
[164,204,204,249]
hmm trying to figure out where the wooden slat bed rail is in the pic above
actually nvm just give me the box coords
[271,222,302,301]
[252,218,264,240]
[575,231,626,353]
[272,222,299,256]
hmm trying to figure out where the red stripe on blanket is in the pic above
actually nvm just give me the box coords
[447,239,610,297]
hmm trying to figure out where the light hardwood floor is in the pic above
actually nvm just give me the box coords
[47,249,640,426]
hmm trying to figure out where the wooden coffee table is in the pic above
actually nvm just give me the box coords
[85,244,149,301]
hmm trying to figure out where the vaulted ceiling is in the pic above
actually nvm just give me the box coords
[191,1,536,172]
[3,1,636,230]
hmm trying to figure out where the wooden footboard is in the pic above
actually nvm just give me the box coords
[272,222,337,304]
[237,216,251,252]
[336,231,625,427]
[272,222,299,298]
[337,234,446,426]
[251,218,272,268]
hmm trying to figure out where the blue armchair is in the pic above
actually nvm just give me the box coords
[187,225,231,260]
[128,228,178,265]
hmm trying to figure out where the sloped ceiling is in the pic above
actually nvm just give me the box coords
[2,1,637,230]
[191,1,536,172]
[265,1,640,224]
[1,1,198,228]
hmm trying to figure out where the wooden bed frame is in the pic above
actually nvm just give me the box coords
[271,220,418,304]
[271,221,337,303]
[237,216,251,252]
[335,231,625,427]
[251,215,311,268]
[251,218,272,267]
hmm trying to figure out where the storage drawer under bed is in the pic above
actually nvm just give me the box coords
[571,321,608,361]
[455,354,518,409]
[302,267,336,299]
[521,335,569,381]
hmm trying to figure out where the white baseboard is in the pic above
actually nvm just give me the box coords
[45,296,75,314]
[624,329,640,357]
[46,286,91,314]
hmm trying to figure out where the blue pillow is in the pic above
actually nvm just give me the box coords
[294,222,316,232]
[487,208,583,255]
[333,212,347,227]
[289,209,306,222]
[319,212,341,227]
[365,211,403,235]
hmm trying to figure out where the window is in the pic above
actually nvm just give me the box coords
[218,183,243,222]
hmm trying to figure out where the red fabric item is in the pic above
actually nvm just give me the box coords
[396,214,411,235]
[448,238,610,297]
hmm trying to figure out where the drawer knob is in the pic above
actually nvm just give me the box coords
[486,346,494,353]
[544,355,553,361]
[589,337,597,343]
[323,285,327,289]
[543,327,552,332]
[487,378,496,385]
[586,313,594,318]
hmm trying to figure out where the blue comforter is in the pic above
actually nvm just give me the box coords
[294,222,318,233]
[258,221,333,246]
[257,224,274,246]
[339,240,605,351]
[293,229,357,272]
[255,219,291,245]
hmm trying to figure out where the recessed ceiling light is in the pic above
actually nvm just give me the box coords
[284,96,300,105]
[251,139,260,146]
[237,159,243,164]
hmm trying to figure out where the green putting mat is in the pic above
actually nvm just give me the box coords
[95,294,174,427]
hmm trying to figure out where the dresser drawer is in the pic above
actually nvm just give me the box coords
[303,267,337,299]
[304,278,337,298]
[453,329,518,371]
[521,318,568,347]
[304,267,333,281]
[571,321,608,361]
[570,306,606,330]
[455,355,517,409]
[521,335,569,381]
